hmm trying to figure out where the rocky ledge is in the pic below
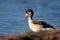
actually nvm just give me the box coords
[0,28,60,40]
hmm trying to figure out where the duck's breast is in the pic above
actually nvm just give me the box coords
[28,21,44,32]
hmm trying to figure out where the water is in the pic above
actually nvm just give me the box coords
[0,0,60,36]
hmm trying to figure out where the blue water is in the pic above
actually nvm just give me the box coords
[0,0,60,36]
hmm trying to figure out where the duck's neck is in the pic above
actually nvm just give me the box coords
[29,16,32,20]
[28,16,33,22]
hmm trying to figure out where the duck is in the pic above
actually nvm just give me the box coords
[25,9,55,32]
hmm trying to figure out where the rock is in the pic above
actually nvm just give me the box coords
[0,28,60,40]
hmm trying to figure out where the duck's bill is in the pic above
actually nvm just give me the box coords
[25,14,28,19]
[25,16,28,19]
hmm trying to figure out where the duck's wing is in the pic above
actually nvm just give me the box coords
[32,20,55,29]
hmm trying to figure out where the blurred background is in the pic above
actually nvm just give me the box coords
[0,0,60,36]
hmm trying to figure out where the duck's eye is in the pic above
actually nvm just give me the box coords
[26,12,29,14]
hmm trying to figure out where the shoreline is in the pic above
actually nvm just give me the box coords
[0,28,60,40]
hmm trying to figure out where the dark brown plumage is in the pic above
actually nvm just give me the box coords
[32,20,55,29]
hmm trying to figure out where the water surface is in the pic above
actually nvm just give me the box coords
[0,0,60,36]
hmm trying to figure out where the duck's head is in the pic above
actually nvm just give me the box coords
[25,9,34,19]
